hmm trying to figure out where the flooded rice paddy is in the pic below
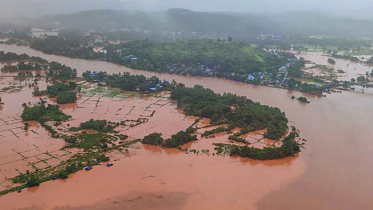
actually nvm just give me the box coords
[0,45,373,210]
[296,51,372,81]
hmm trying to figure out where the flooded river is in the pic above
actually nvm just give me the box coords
[296,51,372,81]
[0,44,373,210]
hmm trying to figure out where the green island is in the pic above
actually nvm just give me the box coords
[327,58,336,65]
[214,130,300,160]
[69,119,121,133]
[141,85,300,160]
[297,97,311,104]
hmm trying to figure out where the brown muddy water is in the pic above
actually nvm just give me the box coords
[296,51,372,81]
[0,44,373,210]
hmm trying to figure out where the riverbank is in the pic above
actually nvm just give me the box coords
[1,44,373,210]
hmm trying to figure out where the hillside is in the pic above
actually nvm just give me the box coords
[21,9,373,39]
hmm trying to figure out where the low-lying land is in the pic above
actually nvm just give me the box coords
[0,53,302,197]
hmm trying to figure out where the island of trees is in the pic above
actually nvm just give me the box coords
[141,84,300,159]
[214,130,300,160]
[297,97,311,103]
[327,58,336,64]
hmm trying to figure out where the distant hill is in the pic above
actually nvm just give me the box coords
[18,9,373,39]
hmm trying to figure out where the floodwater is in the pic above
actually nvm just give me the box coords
[296,51,372,81]
[0,44,373,210]
[0,76,69,191]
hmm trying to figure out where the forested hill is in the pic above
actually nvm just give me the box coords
[21,9,373,39]
[107,40,286,77]
[30,38,299,81]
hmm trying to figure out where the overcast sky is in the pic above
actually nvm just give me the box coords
[0,0,373,19]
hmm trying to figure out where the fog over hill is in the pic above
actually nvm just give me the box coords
[1,0,373,20]
[12,8,373,39]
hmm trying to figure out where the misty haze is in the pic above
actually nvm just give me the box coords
[0,1,373,210]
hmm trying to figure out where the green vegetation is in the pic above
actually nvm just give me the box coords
[171,85,288,139]
[0,51,47,63]
[297,97,310,104]
[163,131,198,148]
[65,133,115,151]
[70,119,119,133]
[31,36,96,59]
[116,134,128,140]
[366,57,373,66]
[58,171,69,179]
[83,71,170,92]
[201,125,234,137]
[33,81,78,104]
[327,58,336,64]
[107,40,293,81]
[142,133,164,146]
[25,170,39,187]
[47,62,77,81]
[1,61,47,72]
[141,130,197,148]
[2,139,140,196]
[56,91,77,104]
[21,101,71,123]
[214,132,300,160]
[331,53,359,62]
[33,87,46,96]
[23,123,29,131]
[46,82,77,97]
[228,135,248,144]
[357,76,366,83]
[31,37,297,84]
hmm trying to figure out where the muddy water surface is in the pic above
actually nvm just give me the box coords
[0,45,373,210]
[296,52,372,81]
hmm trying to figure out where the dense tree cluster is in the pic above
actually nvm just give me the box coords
[0,51,47,63]
[46,82,77,97]
[29,37,297,83]
[331,53,359,62]
[83,71,170,91]
[40,81,78,104]
[201,126,231,137]
[56,91,77,104]
[170,85,288,139]
[107,40,292,81]
[327,58,336,64]
[299,83,322,95]
[141,131,197,148]
[163,131,198,148]
[21,101,71,123]
[31,36,97,59]
[70,119,118,133]
[215,132,300,160]
[297,97,310,103]
[141,133,164,146]
[1,61,48,72]
[47,62,77,81]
